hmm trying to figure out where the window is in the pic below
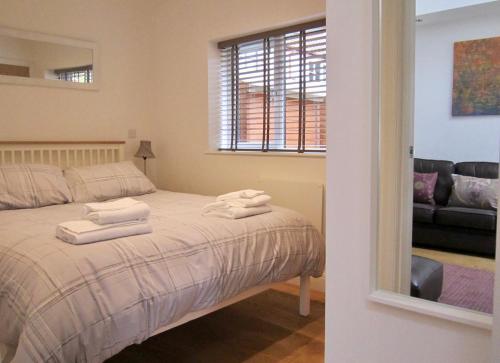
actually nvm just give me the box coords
[54,65,93,83]
[218,19,326,153]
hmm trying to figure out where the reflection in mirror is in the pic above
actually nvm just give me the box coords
[377,0,499,315]
[0,31,94,84]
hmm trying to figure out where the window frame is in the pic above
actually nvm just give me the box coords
[217,19,327,154]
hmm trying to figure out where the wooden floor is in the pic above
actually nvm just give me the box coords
[106,249,494,363]
[107,284,325,363]
[413,247,496,272]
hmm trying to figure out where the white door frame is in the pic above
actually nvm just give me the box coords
[492,161,500,361]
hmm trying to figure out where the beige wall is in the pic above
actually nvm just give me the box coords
[0,0,156,160]
[0,0,326,224]
[31,42,92,79]
[0,35,34,67]
[149,0,326,221]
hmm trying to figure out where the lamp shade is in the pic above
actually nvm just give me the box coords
[134,140,156,159]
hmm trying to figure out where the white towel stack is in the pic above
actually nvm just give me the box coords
[203,189,272,219]
[83,198,151,224]
[56,198,152,245]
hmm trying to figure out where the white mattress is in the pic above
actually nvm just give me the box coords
[0,190,325,363]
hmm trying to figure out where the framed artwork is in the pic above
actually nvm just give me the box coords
[452,36,500,116]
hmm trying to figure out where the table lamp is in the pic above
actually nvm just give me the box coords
[134,140,155,175]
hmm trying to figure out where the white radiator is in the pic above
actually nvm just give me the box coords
[256,177,324,233]
[256,178,325,292]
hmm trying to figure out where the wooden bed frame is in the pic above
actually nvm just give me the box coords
[0,141,311,361]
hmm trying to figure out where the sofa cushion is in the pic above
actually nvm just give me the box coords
[414,158,454,206]
[414,172,438,204]
[448,174,498,210]
[435,207,497,231]
[455,162,499,179]
[413,203,437,223]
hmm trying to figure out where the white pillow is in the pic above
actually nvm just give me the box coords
[0,164,73,210]
[64,161,156,202]
[448,174,498,210]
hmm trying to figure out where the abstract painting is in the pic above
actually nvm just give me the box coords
[452,36,500,116]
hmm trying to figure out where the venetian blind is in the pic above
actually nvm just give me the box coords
[218,19,326,153]
[54,65,93,83]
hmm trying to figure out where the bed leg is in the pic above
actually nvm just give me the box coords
[299,275,310,317]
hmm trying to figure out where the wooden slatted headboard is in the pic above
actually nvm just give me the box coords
[0,141,125,168]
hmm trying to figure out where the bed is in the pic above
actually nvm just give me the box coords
[0,141,325,363]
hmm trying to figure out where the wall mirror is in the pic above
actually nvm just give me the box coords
[0,27,97,89]
[375,0,500,327]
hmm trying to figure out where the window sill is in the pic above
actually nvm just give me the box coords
[204,150,326,158]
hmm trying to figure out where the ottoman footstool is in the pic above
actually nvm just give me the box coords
[411,255,443,302]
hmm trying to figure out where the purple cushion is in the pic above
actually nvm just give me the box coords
[414,172,438,205]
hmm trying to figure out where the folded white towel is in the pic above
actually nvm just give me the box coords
[83,197,141,212]
[56,220,152,245]
[216,189,265,201]
[203,205,272,219]
[226,194,271,208]
[83,199,150,225]
[203,194,271,211]
[202,201,229,213]
[203,195,271,212]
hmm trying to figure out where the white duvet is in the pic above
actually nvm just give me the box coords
[0,190,325,363]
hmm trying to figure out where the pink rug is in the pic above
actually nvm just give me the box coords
[438,264,494,314]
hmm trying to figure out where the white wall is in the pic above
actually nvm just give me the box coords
[325,1,492,362]
[0,0,156,162]
[414,7,500,163]
[417,0,498,15]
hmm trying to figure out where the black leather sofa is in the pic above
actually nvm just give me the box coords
[413,158,498,257]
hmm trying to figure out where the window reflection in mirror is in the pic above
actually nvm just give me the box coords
[0,33,93,84]
[378,0,499,315]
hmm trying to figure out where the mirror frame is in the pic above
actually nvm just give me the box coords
[0,26,99,90]
[368,0,497,330]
